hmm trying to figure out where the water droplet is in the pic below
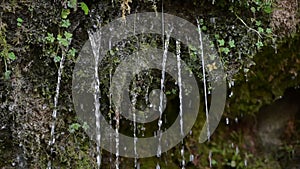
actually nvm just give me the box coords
[208,151,212,168]
[158,120,162,127]
[181,149,184,155]
[229,91,233,97]
[235,117,238,123]
[189,154,194,162]
[226,117,229,125]
[235,146,239,154]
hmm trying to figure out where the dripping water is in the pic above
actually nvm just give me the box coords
[176,40,185,169]
[109,38,113,168]
[132,14,138,168]
[157,26,173,159]
[156,4,164,168]
[88,29,102,169]
[226,117,229,125]
[131,70,138,168]
[115,96,120,169]
[208,150,212,168]
[48,42,67,169]
[196,19,210,141]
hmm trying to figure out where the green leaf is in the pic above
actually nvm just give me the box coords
[82,122,89,131]
[70,123,81,130]
[61,9,70,19]
[256,41,263,49]
[109,50,115,55]
[54,56,61,62]
[17,18,23,27]
[189,45,197,51]
[266,28,272,34]
[258,27,264,33]
[217,39,225,46]
[46,33,55,43]
[68,123,82,133]
[211,159,218,166]
[57,34,63,41]
[201,26,207,31]
[79,2,89,15]
[255,20,261,27]
[165,91,171,95]
[67,0,77,9]
[8,52,16,60]
[214,34,220,39]
[68,48,77,58]
[4,70,11,80]
[228,40,235,48]
[17,17,23,23]
[57,32,72,47]
[199,19,204,25]
[64,31,73,41]
[190,52,197,61]
[60,19,71,28]
[61,39,69,46]
[209,54,216,60]
[250,7,256,13]
[221,47,230,54]
[264,5,272,14]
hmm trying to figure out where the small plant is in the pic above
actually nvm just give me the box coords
[68,122,89,133]
[44,0,88,63]
[210,143,247,169]
[0,20,16,79]
[79,2,89,15]
[17,17,23,27]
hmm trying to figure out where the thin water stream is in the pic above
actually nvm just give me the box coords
[157,28,173,159]
[196,19,210,141]
[88,30,102,169]
[48,48,66,169]
[176,40,185,169]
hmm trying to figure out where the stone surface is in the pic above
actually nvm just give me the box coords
[257,87,300,151]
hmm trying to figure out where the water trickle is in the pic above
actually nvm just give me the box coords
[108,37,114,167]
[88,30,102,169]
[131,74,138,168]
[235,146,239,154]
[157,14,173,158]
[132,18,139,168]
[156,163,161,169]
[109,68,113,166]
[176,40,185,169]
[245,74,249,82]
[115,108,120,169]
[208,150,212,168]
[244,159,248,166]
[196,19,210,141]
[48,40,67,169]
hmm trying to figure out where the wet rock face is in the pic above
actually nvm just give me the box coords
[257,87,300,151]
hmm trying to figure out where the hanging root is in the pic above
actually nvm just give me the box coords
[121,0,132,20]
